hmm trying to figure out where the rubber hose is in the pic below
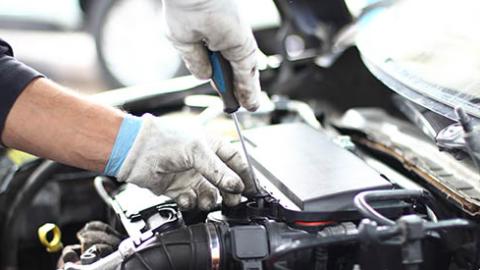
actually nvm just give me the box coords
[353,189,425,226]
[121,223,212,270]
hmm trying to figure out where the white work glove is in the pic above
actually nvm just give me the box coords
[116,114,254,210]
[162,0,261,111]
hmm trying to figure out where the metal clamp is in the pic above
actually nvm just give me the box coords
[206,223,221,270]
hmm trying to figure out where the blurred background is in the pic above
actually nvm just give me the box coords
[0,0,280,94]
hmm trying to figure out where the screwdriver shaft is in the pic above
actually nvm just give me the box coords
[231,113,261,194]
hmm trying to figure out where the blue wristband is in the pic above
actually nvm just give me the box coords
[104,115,143,177]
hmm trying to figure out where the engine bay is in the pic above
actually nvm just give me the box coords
[2,101,478,270]
[1,0,480,269]
[56,118,476,270]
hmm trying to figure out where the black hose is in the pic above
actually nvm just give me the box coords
[423,218,475,231]
[0,160,62,270]
[270,225,400,259]
[119,217,474,270]
[120,224,212,270]
[273,234,361,259]
[353,189,426,226]
[269,217,474,261]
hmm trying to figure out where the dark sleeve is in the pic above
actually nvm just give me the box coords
[0,38,43,136]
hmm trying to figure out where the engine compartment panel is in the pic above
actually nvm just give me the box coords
[245,123,392,211]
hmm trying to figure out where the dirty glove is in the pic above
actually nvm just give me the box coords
[162,0,261,111]
[104,114,253,210]
[57,221,122,268]
[57,245,81,268]
[76,221,123,256]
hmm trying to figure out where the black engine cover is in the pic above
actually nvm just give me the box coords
[244,123,392,212]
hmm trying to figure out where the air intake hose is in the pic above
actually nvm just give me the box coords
[120,223,217,270]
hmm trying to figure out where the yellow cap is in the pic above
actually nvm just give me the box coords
[38,223,63,253]
[7,149,36,166]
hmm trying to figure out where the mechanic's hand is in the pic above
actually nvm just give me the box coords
[162,0,261,111]
[57,221,122,268]
[76,221,122,255]
[108,114,254,210]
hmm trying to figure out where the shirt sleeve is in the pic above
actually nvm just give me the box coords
[0,38,44,137]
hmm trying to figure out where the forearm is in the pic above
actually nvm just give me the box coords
[1,78,125,172]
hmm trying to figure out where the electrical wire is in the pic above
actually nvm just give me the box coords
[94,176,116,206]
[353,189,426,226]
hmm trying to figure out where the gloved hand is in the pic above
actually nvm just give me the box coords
[162,0,261,111]
[57,221,122,268]
[76,221,123,255]
[104,114,254,210]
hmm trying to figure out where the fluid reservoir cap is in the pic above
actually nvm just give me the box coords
[38,223,63,253]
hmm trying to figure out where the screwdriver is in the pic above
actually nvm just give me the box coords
[206,49,266,202]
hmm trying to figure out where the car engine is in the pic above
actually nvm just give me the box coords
[1,92,478,270]
[56,119,477,270]
[1,0,480,270]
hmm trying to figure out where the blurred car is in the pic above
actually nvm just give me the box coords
[0,0,281,88]
[0,0,84,30]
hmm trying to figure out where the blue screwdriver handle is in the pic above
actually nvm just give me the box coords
[207,50,240,114]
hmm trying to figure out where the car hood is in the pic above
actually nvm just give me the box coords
[355,0,480,122]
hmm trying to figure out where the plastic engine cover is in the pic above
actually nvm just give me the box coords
[244,123,392,212]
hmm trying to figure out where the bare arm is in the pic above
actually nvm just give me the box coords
[1,77,125,172]
[0,77,251,210]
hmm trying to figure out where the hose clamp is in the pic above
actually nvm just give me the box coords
[206,223,221,270]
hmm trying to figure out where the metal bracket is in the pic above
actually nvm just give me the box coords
[436,123,466,151]
[436,108,480,169]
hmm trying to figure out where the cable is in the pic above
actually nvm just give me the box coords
[271,225,401,260]
[423,218,474,231]
[270,217,474,261]
[94,176,115,206]
[353,189,426,226]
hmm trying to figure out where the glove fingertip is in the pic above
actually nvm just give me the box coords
[243,100,260,112]
[222,193,241,207]
[176,192,197,210]
[233,74,261,112]
[236,91,260,111]
[218,174,245,194]
[199,196,216,211]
